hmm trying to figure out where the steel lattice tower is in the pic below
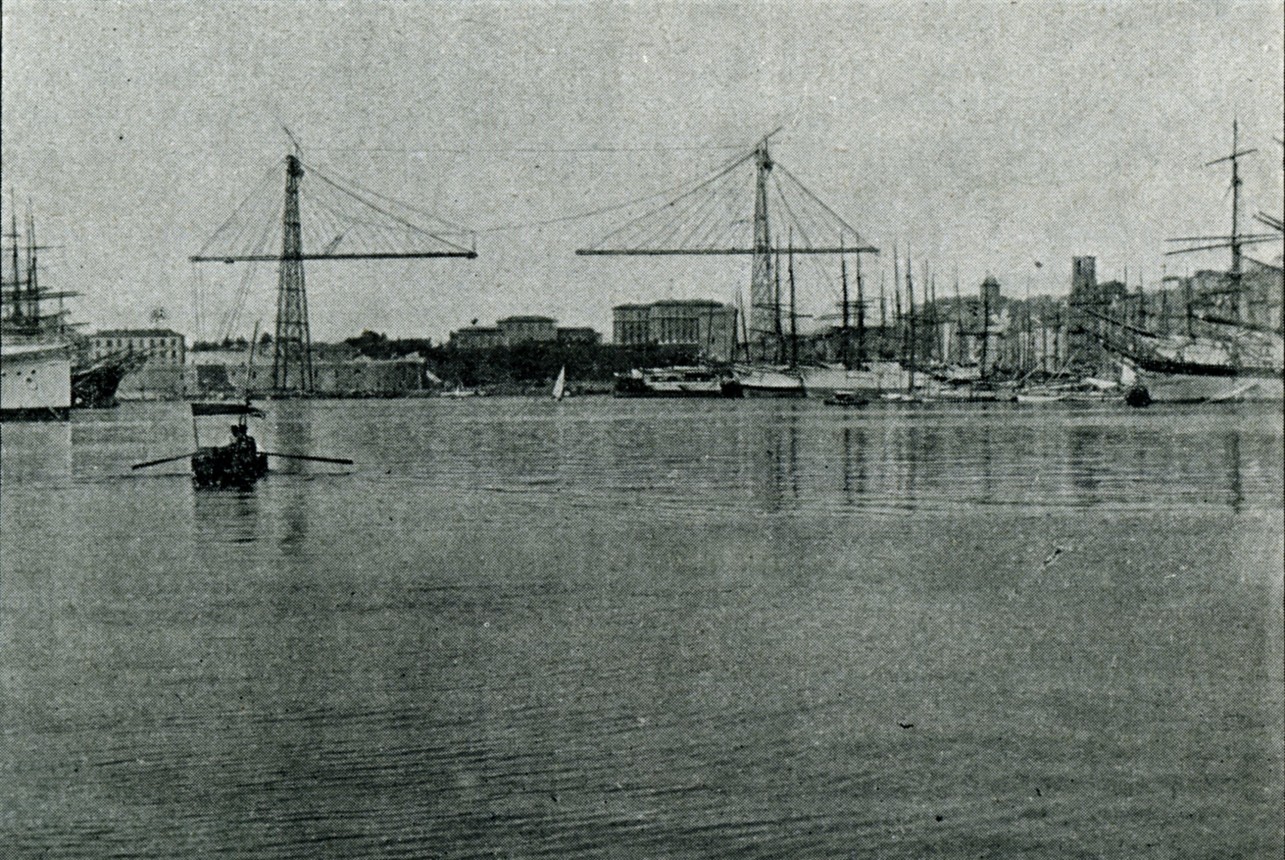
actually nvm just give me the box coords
[749,142,779,362]
[272,155,313,394]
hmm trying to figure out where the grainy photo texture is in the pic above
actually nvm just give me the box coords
[2,2,1282,857]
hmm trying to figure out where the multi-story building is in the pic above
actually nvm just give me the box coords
[90,328,186,399]
[90,328,185,365]
[449,326,505,350]
[612,305,651,346]
[450,317,603,350]
[496,315,557,344]
[611,299,738,362]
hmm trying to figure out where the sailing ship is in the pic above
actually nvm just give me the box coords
[1093,123,1283,403]
[1,203,74,420]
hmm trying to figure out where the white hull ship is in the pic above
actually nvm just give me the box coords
[615,366,743,398]
[795,361,910,397]
[2,206,74,421]
[733,364,805,397]
[1,342,71,420]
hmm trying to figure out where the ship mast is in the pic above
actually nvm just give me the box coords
[854,250,866,364]
[839,237,850,368]
[905,250,916,392]
[788,230,799,368]
[8,196,21,325]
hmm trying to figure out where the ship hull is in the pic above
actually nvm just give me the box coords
[795,362,910,397]
[72,363,130,408]
[1,344,72,421]
[1138,369,1284,403]
[191,446,269,489]
[733,365,806,397]
[615,368,743,398]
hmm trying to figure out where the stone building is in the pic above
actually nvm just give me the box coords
[449,326,505,350]
[496,315,557,343]
[90,328,186,399]
[611,299,738,362]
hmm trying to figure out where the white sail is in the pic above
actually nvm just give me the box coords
[552,366,567,400]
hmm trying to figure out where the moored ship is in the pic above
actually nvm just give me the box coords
[615,366,743,398]
[1,342,72,420]
[1,204,74,420]
[1093,122,1283,404]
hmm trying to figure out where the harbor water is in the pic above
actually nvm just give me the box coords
[3,398,1282,858]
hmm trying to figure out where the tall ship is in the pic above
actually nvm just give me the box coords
[1085,123,1283,403]
[1,204,74,420]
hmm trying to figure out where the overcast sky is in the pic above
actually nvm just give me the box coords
[3,1,1282,342]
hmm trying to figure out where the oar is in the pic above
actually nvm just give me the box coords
[262,452,354,465]
[132,452,199,470]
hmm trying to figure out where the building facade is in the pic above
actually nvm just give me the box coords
[90,328,186,399]
[449,326,505,350]
[611,299,738,362]
[496,315,557,343]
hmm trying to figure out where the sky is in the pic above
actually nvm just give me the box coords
[3,0,1282,343]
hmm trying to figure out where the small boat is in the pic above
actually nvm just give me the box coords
[132,327,351,487]
[823,390,868,406]
[552,365,567,400]
[190,402,270,489]
[442,384,484,398]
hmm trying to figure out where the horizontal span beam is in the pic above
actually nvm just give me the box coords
[577,246,879,256]
[2,289,80,300]
[190,251,478,262]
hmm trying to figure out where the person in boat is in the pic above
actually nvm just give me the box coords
[229,423,257,456]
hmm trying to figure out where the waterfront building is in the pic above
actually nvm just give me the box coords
[90,328,186,399]
[496,315,557,344]
[186,346,430,397]
[449,317,603,350]
[611,299,738,363]
[449,326,505,350]
[612,305,651,346]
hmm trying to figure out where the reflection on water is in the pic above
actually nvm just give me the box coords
[193,488,261,545]
[1,421,72,484]
[2,399,1281,859]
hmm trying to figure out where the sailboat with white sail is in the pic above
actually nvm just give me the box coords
[552,365,567,400]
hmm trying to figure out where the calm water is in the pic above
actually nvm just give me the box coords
[3,398,1282,858]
